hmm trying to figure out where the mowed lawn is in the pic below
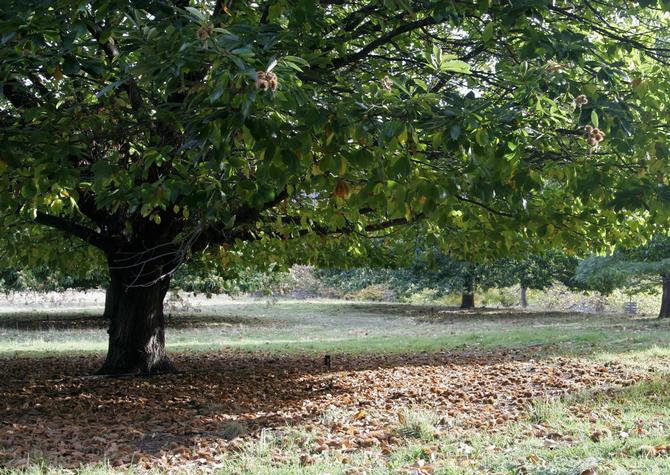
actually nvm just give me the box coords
[1,295,670,474]
[2,293,669,358]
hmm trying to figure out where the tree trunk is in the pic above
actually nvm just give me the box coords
[97,270,174,375]
[520,285,528,308]
[102,267,122,319]
[659,275,670,319]
[460,276,475,309]
[460,292,475,309]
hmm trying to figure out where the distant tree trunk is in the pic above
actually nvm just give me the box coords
[520,285,528,308]
[97,255,174,375]
[460,277,475,309]
[659,274,670,319]
[460,292,475,309]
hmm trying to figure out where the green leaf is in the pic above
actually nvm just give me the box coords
[414,79,428,91]
[397,127,408,144]
[268,3,284,20]
[184,7,206,22]
[482,22,494,43]
[441,60,471,74]
[282,55,310,67]
[210,83,225,103]
[281,61,303,72]
[231,47,253,56]
[391,156,411,177]
[591,110,599,128]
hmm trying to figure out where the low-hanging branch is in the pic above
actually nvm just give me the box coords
[34,212,111,252]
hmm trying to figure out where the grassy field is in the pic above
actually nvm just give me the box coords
[1,296,670,474]
[1,296,669,360]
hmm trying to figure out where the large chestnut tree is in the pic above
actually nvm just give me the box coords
[1,0,669,374]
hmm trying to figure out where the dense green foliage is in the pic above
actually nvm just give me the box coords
[316,266,415,296]
[171,260,294,295]
[577,235,670,295]
[0,266,106,292]
[3,0,670,275]
[317,250,581,300]
[504,251,582,291]
[575,235,670,317]
[0,263,292,295]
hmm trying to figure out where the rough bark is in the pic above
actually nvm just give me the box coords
[97,269,174,375]
[659,274,670,319]
[520,286,528,308]
[102,268,122,319]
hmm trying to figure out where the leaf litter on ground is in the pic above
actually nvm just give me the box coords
[0,347,643,471]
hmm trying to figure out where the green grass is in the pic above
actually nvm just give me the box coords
[0,324,661,359]
[436,378,670,474]
[3,323,670,384]
[2,300,670,363]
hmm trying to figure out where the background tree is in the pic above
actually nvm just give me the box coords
[406,249,580,309]
[503,252,580,308]
[400,249,514,309]
[576,235,670,318]
[1,0,668,374]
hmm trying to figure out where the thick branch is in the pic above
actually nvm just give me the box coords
[35,211,111,251]
[222,212,425,244]
[234,188,290,227]
[2,82,41,109]
[331,16,439,69]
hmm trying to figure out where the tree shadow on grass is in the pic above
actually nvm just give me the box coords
[0,346,645,470]
[2,307,663,333]
[0,312,276,331]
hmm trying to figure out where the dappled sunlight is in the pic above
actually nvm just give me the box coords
[1,304,669,471]
[2,304,670,360]
[0,348,642,471]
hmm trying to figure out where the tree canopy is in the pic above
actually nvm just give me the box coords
[2,0,670,373]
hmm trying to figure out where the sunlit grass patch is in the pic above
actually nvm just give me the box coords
[437,378,670,474]
[394,407,440,441]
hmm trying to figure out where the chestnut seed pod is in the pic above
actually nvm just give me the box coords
[334,180,350,199]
